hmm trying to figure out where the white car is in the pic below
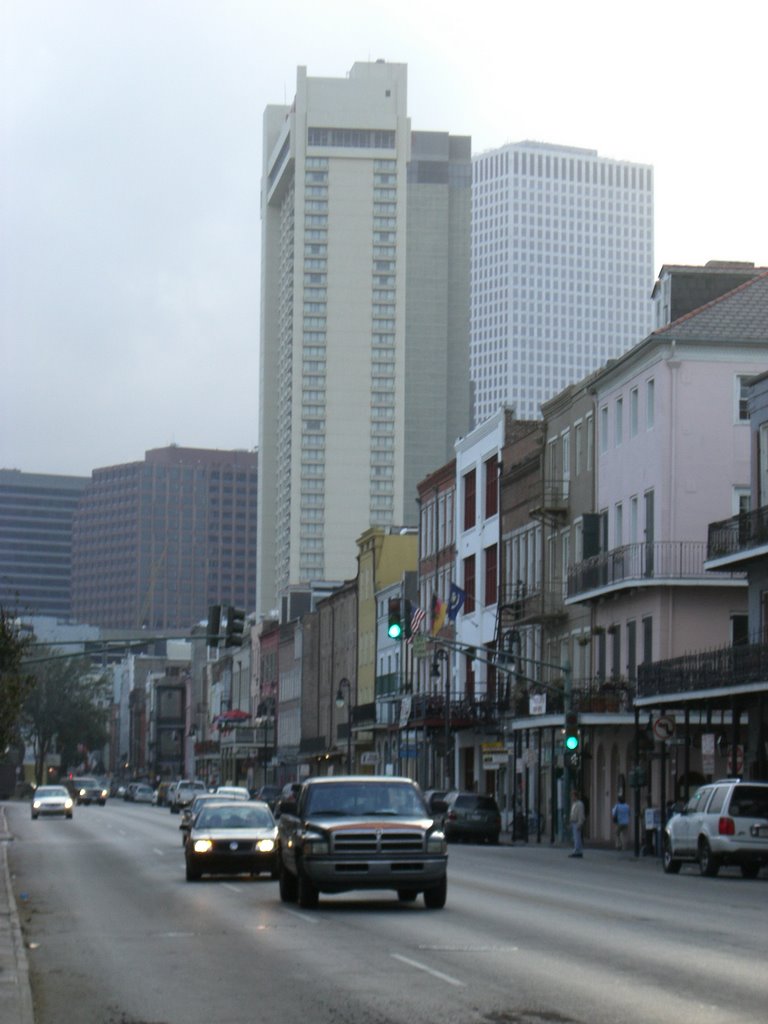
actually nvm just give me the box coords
[132,784,155,803]
[664,779,768,877]
[31,785,74,820]
[214,786,251,801]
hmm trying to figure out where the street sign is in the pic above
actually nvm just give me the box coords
[652,715,676,741]
[529,694,547,715]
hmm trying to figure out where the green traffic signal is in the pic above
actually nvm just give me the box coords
[564,710,580,752]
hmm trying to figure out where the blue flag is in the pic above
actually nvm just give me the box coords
[447,583,466,622]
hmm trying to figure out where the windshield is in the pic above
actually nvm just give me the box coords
[36,787,68,798]
[197,806,274,830]
[305,783,426,817]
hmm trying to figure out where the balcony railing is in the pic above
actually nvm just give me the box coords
[568,541,744,599]
[708,506,768,560]
[498,583,566,623]
[638,641,768,698]
[375,672,403,699]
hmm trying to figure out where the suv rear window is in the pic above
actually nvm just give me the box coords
[454,795,498,811]
[728,785,768,818]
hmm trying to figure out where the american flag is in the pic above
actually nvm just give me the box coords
[409,604,426,639]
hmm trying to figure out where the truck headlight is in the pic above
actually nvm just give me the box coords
[302,831,329,855]
[427,830,447,854]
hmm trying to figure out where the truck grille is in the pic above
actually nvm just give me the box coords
[332,829,425,854]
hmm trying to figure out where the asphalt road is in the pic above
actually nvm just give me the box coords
[6,799,768,1024]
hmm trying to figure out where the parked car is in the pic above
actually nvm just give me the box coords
[31,785,74,820]
[277,775,447,909]
[170,779,206,814]
[132,784,155,804]
[663,779,768,877]
[72,776,108,805]
[185,800,278,881]
[440,791,501,844]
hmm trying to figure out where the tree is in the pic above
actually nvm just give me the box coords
[21,647,111,785]
[0,606,34,758]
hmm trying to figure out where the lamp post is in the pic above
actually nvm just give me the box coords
[335,677,353,773]
[431,650,451,790]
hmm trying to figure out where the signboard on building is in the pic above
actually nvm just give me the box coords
[529,693,547,715]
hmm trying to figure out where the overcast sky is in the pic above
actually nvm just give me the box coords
[2,0,767,478]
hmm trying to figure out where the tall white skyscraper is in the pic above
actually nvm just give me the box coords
[471,141,654,425]
[257,62,470,618]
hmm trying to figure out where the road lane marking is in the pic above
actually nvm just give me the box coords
[283,908,319,924]
[153,848,164,856]
[418,945,519,953]
[390,953,465,986]
[221,883,241,893]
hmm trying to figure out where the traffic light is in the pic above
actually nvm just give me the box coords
[564,710,580,752]
[207,604,222,648]
[225,606,246,647]
[387,597,402,639]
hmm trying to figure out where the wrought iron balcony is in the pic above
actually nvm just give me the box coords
[707,506,768,567]
[638,641,768,698]
[498,582,567,624]
[568,541,744,601]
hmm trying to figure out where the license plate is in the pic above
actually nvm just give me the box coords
[750,823,768,838]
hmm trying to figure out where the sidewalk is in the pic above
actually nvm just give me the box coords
[0,805,34,1024]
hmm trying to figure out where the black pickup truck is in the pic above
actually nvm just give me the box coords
[277,775,447,909]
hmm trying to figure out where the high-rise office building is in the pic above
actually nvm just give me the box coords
[71,446,258,630]
[0,468,89,618]
[471,141,654,426]
[258,61,470,618]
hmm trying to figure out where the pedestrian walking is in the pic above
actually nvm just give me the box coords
[612,795,631,850]
[568,789,585,857]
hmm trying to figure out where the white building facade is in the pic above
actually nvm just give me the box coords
[471,141,655,426]
[257,62,470,618]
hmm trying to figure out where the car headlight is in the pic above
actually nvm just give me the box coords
[193,839,213,854]
[256,838,276,853]
[302,831,329,855]
[101,790,108,799]
[427,830,447,854]
[65,798,74,810]
[32,800,41,810]
[79,789,86,797]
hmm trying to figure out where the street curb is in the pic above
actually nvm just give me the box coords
[0,807,35,1024]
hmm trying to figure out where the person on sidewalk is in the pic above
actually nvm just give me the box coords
[568,789,586,857]
[612,795,631,850]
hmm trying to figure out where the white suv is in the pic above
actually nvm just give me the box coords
[663,779,768,877]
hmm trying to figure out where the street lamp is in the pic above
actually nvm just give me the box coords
[431,650,451,790]
[335,677,353,773]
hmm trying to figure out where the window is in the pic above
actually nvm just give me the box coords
[615,502,623,547]
[642,616,653,664]
[484,456,498,518]
[484,544,497,606]
[463,554,476,613]
[627,620,637,681]
[736,375,751,422]
[629,387,639,437]
[646,379,655,429]
[599,406,609,454]
[615,397,623,447]
[586,413,594,471]
[463,469,476,530]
